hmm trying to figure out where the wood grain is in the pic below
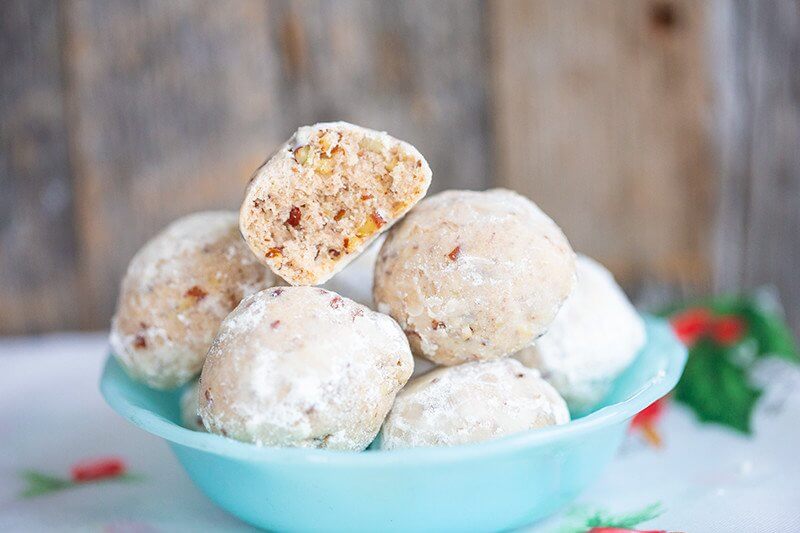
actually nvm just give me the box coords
[58,0,489,330]
[1,0,798,336]
[62,0,284,328]
[712,0,800,336]
[489,0,715,298]
[263,0,490,193]
[0,1,79,333]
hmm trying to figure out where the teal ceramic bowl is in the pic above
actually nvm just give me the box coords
[101,316,685,532]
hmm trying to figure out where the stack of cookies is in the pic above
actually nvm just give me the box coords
[110,121,644,451]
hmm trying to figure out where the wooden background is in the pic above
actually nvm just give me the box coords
[1,0,798,336]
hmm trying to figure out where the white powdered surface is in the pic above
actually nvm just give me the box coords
[109,211,274,389]
[379,358,569,449]
[515,255,646,412]
[374,189,576,366]
[199,286,413,451]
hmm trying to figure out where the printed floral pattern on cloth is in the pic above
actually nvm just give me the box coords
[21,457,139,498]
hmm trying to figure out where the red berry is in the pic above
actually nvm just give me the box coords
[670,307,712,345]
[588,527,667,533]
[71,457,126,482]
[632,397,666,428]
[710,315,745,346]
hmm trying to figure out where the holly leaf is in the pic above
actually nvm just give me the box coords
[674,339,761,433]
[20,470,73,498]
[741,306,799,362]
[558,502,664,533]
[696,296,798,361]
[583,502,664,529]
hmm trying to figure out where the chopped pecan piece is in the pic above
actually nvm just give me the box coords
[294,145,310,165]
[315,157,334,175]
[358,136,384,153]
[266,247,283,258]
[371,212,386,227]
[286,206,301,227]
[355,212,386,238]
[185,285,208,300]
[391,201,408,215]
[133,334,147,349]
[318,130,340,153]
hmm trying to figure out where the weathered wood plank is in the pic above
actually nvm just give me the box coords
[0,1,79,334]
[264,0,490,193]
[60,0,490,329]
[712,0,800,336]
[62,0,284,328]
[489,0,715,300]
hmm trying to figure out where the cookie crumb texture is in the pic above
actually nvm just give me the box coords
[241,122,432,286]
[109,212,274,390]
[198,286,414,450]
[379,359,569,449]
[374,189,576,366]
[514,255,646,412]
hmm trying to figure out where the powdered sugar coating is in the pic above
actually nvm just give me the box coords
[109,211,274,389]
[514,255,646,412]
[379,358,569,449]
[374,189,576,366]
[198,286,414,450]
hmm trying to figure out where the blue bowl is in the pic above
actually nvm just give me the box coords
[101,316,685,532]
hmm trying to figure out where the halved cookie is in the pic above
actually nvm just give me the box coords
[240,122,432,285]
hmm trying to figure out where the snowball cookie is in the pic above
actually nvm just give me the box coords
[240,121,432,286]
[379,358,569,450]
[198,286,414,450]
[514,255,646,412]
[180,380,205,431]
[109,211,274,390]
[374,189,576,366]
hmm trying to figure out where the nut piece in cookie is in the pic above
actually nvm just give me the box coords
[379,359,569,449]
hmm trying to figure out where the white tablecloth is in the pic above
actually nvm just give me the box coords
[2,333,799,532]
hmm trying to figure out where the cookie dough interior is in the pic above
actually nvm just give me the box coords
[242,123,431,285]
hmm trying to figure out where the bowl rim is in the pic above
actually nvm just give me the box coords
[100,315,686,467]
